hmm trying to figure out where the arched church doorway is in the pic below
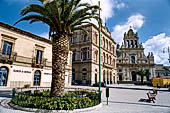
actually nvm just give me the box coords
[132,71,136,81]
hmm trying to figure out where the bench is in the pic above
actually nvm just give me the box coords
[147,92,156,103]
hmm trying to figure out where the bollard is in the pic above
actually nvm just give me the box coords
[12,88,16,98]
[106,87,109,105]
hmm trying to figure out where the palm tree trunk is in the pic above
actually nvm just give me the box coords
[51,36,69,97]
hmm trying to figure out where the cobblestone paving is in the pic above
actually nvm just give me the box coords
[0,85,170,113]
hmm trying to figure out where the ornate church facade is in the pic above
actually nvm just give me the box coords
[117,28,156,82]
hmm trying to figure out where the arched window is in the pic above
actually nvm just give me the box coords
[113,45,115,54]
[103,37,105,48]
[106,54,108,64]
[34,70,41,86]
[106,39,108,49]
[131,56,135,64]
[0,67,8,86]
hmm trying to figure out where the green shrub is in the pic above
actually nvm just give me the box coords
[11,90,100,110]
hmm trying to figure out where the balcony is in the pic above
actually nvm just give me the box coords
[0,50,17,64]
[32,57,47,68]
[103,62,114,69]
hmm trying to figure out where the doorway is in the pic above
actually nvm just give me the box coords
[0,67,8,86]
[132,71,136,81]
[34,70,41,86]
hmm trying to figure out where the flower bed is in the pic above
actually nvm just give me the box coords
[11,89,100,110]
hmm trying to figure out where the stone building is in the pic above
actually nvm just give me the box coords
[117,28,155,82]
[155,64,170,78]
[71,24,117,85]
[0,21,72,87]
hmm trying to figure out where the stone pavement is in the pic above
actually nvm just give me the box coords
[0,85,170,113]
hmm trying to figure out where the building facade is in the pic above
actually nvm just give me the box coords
[155,64,170,78]
[117,28,155,82]
[71,25,117,86]
[0,21,72,87]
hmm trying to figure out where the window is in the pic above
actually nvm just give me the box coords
[109,42,111,51]
[103,37,105,48]
[106,39,108,49]
[131,56,135,64]
[95,33,98,44]
[81,47,89,61]
[113,45,115,54]
[72,69,75,83]
[36,50,43,64]
[93,32,98,44]
[72,49,76,61]
[82,68,87,80]
[95,51,98,62]
[110,57,112,65]
[73,37,77,44]
[106,54,108,64]
[34,70,41,86]
[83,34,88,42]
[103,53,105,63]
[2,41,12,56]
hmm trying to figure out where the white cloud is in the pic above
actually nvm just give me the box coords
[111,13,145,44]
[143,33,170,66]
[81,0,126,25]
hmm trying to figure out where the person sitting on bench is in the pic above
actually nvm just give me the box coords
[147,91,156,103]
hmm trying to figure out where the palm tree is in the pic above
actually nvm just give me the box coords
[14,0,100,96]
[136,69,151,84]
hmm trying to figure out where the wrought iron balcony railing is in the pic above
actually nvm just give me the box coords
[32,57,47,68]
[0,50,17,64]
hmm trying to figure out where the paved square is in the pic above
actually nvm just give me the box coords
[0,85,170,113]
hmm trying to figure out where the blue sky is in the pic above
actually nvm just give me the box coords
[0,0,170,66]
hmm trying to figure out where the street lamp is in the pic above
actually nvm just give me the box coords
[98,0,102,103]
[163,46,170,63]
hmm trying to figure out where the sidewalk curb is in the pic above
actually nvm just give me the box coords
[8,100,102,113]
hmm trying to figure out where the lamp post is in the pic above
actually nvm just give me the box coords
[98,0,102,103]
[163,46,170,63]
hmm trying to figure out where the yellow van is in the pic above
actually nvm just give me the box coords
[152,78,170,88]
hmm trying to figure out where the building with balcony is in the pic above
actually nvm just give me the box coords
[71,24,117,86]
[116,28,155,82]
[0,21,72,87]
